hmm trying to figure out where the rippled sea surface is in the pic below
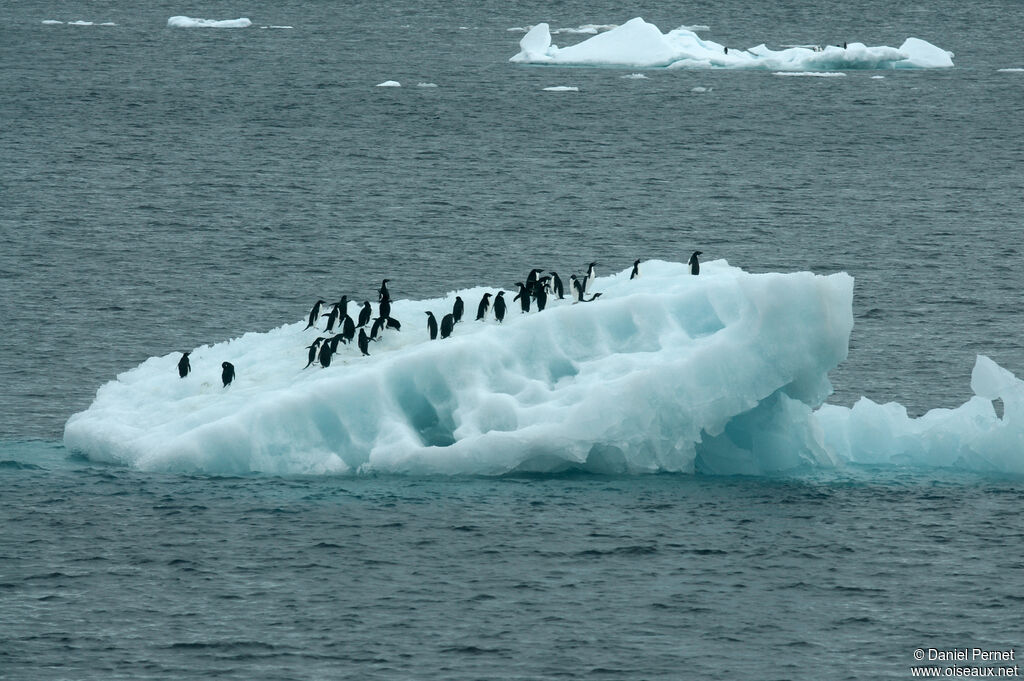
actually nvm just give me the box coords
[2,0,1024,676]
[2,443,1022,680]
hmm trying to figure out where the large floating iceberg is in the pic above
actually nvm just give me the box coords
[65,260,1024,476]
[167,16,252,29]
[65,261,854,475]
[510,17,953,70]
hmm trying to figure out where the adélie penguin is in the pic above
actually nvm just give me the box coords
[378,279,391,302]
[513,282,531,313]
[630,259,641,279]
[318,341,333,368]
[493,291,507,322]
[358,328,371,356]
[688,251,702,275]
[357,301,372,327]
[570,275,584,303]
[177,352,191,378]
[476,293,491,320]
[440,313,455,339]
[305,300,327,330]
[342,314,356,342]
[549,272,565,299]
[426,311,438,339]
[452,296,464,324]
[304,338,325,369]
[221,361,235,387]
[584,262,597,293]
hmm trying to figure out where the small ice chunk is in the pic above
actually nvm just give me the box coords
[376,80,401,87]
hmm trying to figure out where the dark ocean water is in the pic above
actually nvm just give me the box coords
[2,0,1024,677]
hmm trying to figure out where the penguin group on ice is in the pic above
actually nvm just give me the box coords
[175,253,705,380]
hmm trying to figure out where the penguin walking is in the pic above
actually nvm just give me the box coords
[322,304,341,333]
[513,283,531,313]
[494,291,507,322]
[177,352,191,378]
[535,284,548,311]
[318,341,333,368]
[426,311,438,339]
[386,317,401,331]
[305,300,327,330]
[476,293,491,321]
[342,314,356,343]
[357,301,372,327]
[688,251,702,275]
[328,335,345,353]
[370,316,386,340]
[221,362,235,387]
[549,272,565,299]
[452,296,464,324]
[358,328,372,356]
[440,313,455,339]
[304,338,325,369]
[630,259,641,280]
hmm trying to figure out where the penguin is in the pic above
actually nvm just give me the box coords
[342,314,356,343]
[452,296,464,324]
[630,259,641,280]
[535,283,548,311]
[536,275,551,296]
[440,313,455,339]
[688,251,702,275]
[513,282,531,313]
[177,352,191,378]
[357,301,372,327]
[476,293,491,321]
[318,341,333,368]
[379,297,391,320]
[386,317,401,331]
[526,268,544,295]
[584,262,597,293]
[582,293,603,303]
[322,303,341,333]
[304,338,325,369]
[370,316,386,340]
[549,272,565,299]
[337,295,349,317]
[221,361,235,387]
[378,279,391,302]
[304,300,327,330]
[570,275,584,303]
[328,335,345,353]
[426,311,438,339]
[493,291,507,323]
[358,328,371,356]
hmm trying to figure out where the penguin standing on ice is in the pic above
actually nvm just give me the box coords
[379,297,392,321]
[328,335,345,353]
[549,272,565,299]
[493,291,507,322]
[305,300,327,330]
[322,303,341,333]
[370,316,386,340]
[452,296,464,324]
[177,352,191,378]
[357,301,372,327]
[341,314,356,343]
[534,282,548,311]
[440,313,455,339]
[426,311,438,339]
[630,259,641,280]
[378,279,391,302]
[688,251,702,275]
[304,338,325,368]
[476,293,491,320]
[318,340,333,368]
[358,328,371,356]
[526,268,544,296]
[584,262,597,293]
[570,275,584,303]
[513,282,531,313]
[221,361,235,387]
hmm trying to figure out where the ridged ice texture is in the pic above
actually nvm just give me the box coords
[63,260,854,475]
[510,18,954,70]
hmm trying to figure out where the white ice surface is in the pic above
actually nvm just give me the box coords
[511,18,954,70]
[167,16,252,28]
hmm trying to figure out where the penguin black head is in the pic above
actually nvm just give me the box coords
[690,251,702,259]
[634,259,641,266]
[482,293,491,299]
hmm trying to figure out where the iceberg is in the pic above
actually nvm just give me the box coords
[64,261,854,476]
[510,17,953,70]
[167,16,252,29]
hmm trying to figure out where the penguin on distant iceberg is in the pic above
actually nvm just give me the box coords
[630,259,641,279]
[177,352,191,378]
[476,293,491,321]
[493,291,507,322]
[305,300,327,330]
[378,279,391,302]
[426,311,438,339]
[221,361,235,387]
[688,251,702,275]
[452,296,464,324]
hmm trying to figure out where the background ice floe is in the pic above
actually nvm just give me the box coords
[167,16,252,28]
[511,17,954,70]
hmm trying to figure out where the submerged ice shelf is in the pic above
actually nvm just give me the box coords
[64,260,1024,476]
[510,17,954,70]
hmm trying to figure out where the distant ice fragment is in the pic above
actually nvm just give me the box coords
[511,17,954,70]
[543,86,579,91]
[417,82,438,87]
[998,68,1024,72]
[690,86,711,92]
[41,20,63,24]
[69,21,94,26]
[622,73,648,79]
[376,80,401,87]
[167,16,252,28]
[773,72,846,77]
